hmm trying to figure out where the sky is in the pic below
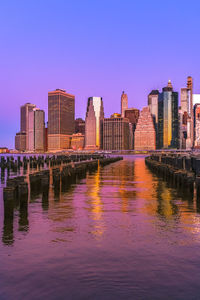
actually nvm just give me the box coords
[1,0,200,148]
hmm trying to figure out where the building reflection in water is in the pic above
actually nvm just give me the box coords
[18,196,29,232]
[133,157,179,220]
[42,190,49,211]
[85,163,105,238]
[2,198,14,245]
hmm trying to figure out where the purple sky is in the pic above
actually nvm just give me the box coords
[1,0,200,148]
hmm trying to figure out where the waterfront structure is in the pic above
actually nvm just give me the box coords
[75,118,85,135]
[158,81,179,149]
[28,108,45,152]
[103,117,130,150]
[15,132,26,152]
[124,108,140,149]
[134,107,156,150]
[85,97,104,149]
[121,91,128,118]
[194,104,200,148]
[48,89,75,151]
[0,147,9,153]
[71,133,85,150]
[20,103,36,150]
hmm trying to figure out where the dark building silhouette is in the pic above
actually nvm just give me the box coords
[75,118,85,135]
[124,108,140,149]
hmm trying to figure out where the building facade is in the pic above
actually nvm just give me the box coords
[179,77,194,149]
[85,97,104,149]
[194,104,200,148]
[124,108,140,149]
[71,133,85,150]
[134,107,156,150]
[48,89,75,151]
[158,81,179,149]
[103,117,130,150]
[28,108,45,152]
[121,91,128,118]
[75,118,85,135]
[15,132,26,152]
[20,103,36,150]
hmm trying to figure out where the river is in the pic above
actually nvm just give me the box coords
[0,155,200,299]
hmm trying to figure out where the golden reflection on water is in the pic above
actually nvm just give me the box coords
[134,157,179,220]
[85,163,105,238]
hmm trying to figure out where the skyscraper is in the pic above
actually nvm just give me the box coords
[148,89,159,148]
[134,107,156,150]
[75,118,85,135]
[158,80,179,149]
[180,77,194,149]
[103,117,130,150]
[121,91,128,118]
[124,108,140,149]
[85,97,104,149]
[48,89,75,151]
[194,104,200,148]
[148,90,159,124]
[28,108,45,152]
[20,103,36,150]
[15,132,26,152]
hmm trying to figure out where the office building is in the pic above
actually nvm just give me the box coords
[194,104,200,148]
[103,117,130,150]
[71,133,85,150]
[15,132,26,152]
[28,108,45,152]
[121,91,128,118]
[148,90,159,148]
[124,108,140,149]
[148,90,159,124]
[75,118,85,135]
[20,103,36,150]
[134,107,156,150]
[85,97,104,149]
[158,80,179,149]
[48,89,75,151]
[180,77,194,149]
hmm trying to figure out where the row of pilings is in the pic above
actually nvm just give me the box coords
[2,156,123,245]
[0,153,105,175]
[144,153,200,197]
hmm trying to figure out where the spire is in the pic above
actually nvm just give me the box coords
[167,80,173,89]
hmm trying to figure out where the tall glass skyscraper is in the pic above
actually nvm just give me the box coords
[158,81,179,149]
[85,97,104,149]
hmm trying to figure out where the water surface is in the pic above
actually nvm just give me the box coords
[0,155,200,299]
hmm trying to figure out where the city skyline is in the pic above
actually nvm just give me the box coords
[1,0,200,148]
